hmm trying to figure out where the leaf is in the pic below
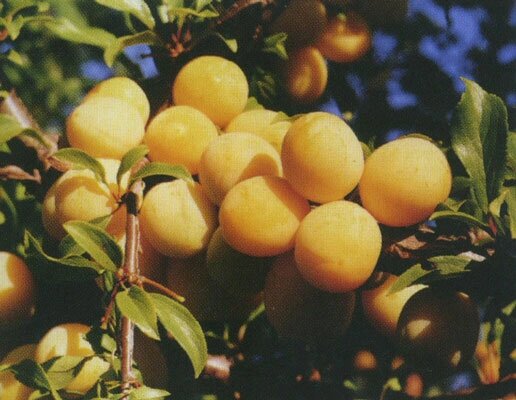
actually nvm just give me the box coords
[44,17,116,48]
[63,221,123,272]
[10,359,62,399]
[150,293,207,377]
[43,356,85,390]
[129,162,192,186]
[427,255,473,275]
[430,210,491,232]
[51,148,107,184]
[243,97,264,111]
[0,114,28,144]
[506,131,516,180]
[117,145,149,187]
[116,286,159,340]
[505,186,516,239]
[451,79,509,213]
[103,30,164,67]
[213,33,237,53]
[95,0,155,29]
[129,386,170,399]
[388,264,432,294]
[58,214,112,257]
[24,231,101,281]
[262,33,288,60]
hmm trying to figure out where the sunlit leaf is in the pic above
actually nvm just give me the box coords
[95,0,155,29]
[129,162,192,186]
[51,148,107,184]
[116,286,160,340]
[117,144,149,187]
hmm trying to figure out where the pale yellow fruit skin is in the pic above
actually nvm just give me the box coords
[49,158,127,240]
[219,176,310,257]
[198,133,283,205]
[84,77,150,123]
[284,47,328,104]
[295,201,381,293]
[66,96,145,159]
[225,109,292,154]
[361,273,426,338]
[35,323,110,395]
[172,56,249,128]
[0,252,35,328]
[281,112,364,203]
[140,180,218,258]
[269,0,327,49]
[359,137,452,227]
[165,256,262,322]
[396,289,480,372]
[316,14,372,63]
[133,330,168,389]
[0,344,36,400]
[145,105,219,174]
[264,252,355,343]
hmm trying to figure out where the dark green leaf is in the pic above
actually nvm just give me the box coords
[43,356,85,390]
[95,0,155,29]
[44,17,116,48]
[262,33,288,60]
[388,264,431,294]
[129,162,192,186]
[506,131,516,180]
[51,148,107,184]
[430,210,491,232]
[10,359,62,399]
[104,30,164,67]
[150,293,207,377]
[63,221,122,272]
[451,79,509,213]
[116,287,159,340]
[129,386,170,399]
[505,186,516,239]
[117,145,149,187]
[427,255,473,275]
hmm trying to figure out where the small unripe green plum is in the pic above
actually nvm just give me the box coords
[295,201,381,293]
[264,252,355,343]
[0,252,36,328]
[0,344,36,399]
[396,289,480,373]
[281,112,364,203]
[206,228,272,296]
[140,180,218,258]
[359,137,452,227]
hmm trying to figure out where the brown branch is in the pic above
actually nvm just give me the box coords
[0,165,41,182]
[139,276,185,303]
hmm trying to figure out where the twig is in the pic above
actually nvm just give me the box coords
[0,165,41,182]
[138,275,185,303]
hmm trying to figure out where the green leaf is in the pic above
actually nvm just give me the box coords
[505,186,516,239]
[44,17,116,48]
[104,30,164,67]
[427,255,473,275]
[42,356,85,390]
[0,114,27,144]
[51,148,107,184]
[117,145,149,187]
[451,79,509,213]
[116,286,160,340]
[25,231,101,281]
[430,210,491,232]
[95,0,155,29]
[506,131,516,180]
[63,221,123,272]
[213,33,237,53]
[388,264,431,294]
[58,214,112,257]
[150,293,207,377]
[129,162,192,186]
[262,33,288,60]
[129,386,170,399]
[10,359,62,399]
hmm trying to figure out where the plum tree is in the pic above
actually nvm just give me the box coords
[172,56,249,128]
[206,228,272,296]
[361,273,427,337]
[42,158,128,240]
[83,77,150,123]
[283,47,328,104]
[359,137,452,227]
[281,112,364,203]
[316,13,372,63]
[198,133,283,205]
[224,109,292,154]
[269,0,327,49]
[295,201,381,293]
[140,180,218,259]
[66,96,145,159]
[144,105,219,174]
[264,252,355,342]
[35,323,110,396]
[219,175,310,257]
[396,288,480,372]
[0,344,36,400]
[0,252,36,328]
